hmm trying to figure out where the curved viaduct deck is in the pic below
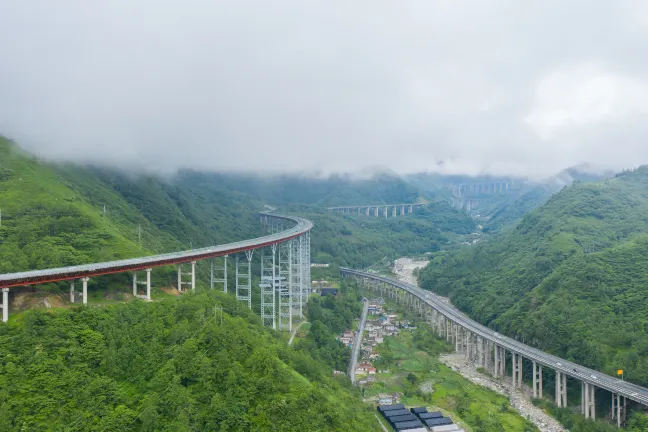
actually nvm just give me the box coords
[342,267,646,425]
[0,213,313,329]
[0,213,311,289]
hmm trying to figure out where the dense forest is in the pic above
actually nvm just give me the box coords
[297,289,364,371]
[0,290,377,431]
[419,167,648,389]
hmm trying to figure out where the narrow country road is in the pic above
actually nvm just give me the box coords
[288,320,308,346]
[349,297,369,384]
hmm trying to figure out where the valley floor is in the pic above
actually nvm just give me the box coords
[393,257,564,432]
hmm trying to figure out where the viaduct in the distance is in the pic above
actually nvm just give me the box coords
[0,213,312,331]
[342,268,646,428]
[328,203,425,218]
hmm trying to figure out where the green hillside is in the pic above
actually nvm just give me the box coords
[0,291,377,431]
[419,167,648,387]
[300,202,475,269]
[0,138,474,298]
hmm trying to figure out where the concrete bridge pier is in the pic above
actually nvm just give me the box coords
[1,288,8,322]
[582,382,596,419]
[612,393,627,427]
[512,352,518,387]
[132,269,152,300]
[177,261,197,292]
[81,277,89,304]
[555,371,567,407]
[210,255,228,292]
[533,361,543,398]
[70,281,76,303]
[493,344,502,378]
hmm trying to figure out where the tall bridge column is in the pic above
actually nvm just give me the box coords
[236,251,253,309]
[582,383,595,419]
[1,288,8,322]
[81,277,89,304]
[512,352,518,387]
[533,361,543,398]
[555,371,567,407]
[612,393,626,427]
[260,245,277,329]
[70,280,76,303]
[210,255,228,292]
[494,344,500,377]
[301,232,310,317]
[191,261,196,290]
[146,269,151,300]
[132,269,152,300]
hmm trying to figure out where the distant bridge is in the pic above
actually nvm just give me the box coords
[448,182,511,197]
[328,203,425,218]
[0,213,312,332]
[342,268,642,428]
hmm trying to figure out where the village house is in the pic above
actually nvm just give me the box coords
[383,323,397,332]
[339,337,353,346]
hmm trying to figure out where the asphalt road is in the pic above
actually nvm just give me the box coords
[349,298,369,384]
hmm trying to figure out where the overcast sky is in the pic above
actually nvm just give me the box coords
[1,1,648,178]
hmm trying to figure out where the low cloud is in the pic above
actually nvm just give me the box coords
[1,0,648,178]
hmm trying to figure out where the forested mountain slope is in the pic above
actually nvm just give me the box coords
[0,137,263,275]
[0,291,376,431]
[418,167,648,386]
[175,169,423,206]
[303,203,475,268]
[0,137,473,285]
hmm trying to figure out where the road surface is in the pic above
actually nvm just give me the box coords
[349,298,369,384]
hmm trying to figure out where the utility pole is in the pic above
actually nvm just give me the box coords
[214,306,223,325]
[137,224,141,247]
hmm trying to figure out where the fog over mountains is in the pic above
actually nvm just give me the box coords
[2,1,648,177]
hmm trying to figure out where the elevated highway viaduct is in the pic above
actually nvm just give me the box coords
[0,213,312,331]
[342,268,645,428]
[328,203,425,218]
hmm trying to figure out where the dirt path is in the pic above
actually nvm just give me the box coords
[288,320,308,346]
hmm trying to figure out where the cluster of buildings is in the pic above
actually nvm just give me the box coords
[354,298,405,387]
